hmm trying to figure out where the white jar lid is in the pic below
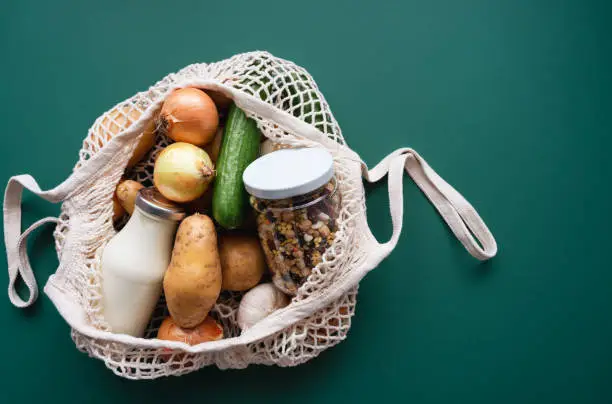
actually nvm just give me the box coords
[243,148,334,200]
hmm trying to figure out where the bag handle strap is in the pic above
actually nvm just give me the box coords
[4,175,66,308]
[8,217,59,307]
[362,148,497,261]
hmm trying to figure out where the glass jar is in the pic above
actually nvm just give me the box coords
[243,148,340,295]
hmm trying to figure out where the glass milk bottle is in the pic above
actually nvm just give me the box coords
[101,187,184,337]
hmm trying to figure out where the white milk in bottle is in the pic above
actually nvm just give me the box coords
[101,187,184,337]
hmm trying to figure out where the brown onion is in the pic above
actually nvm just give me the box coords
[159,88,219,146]
[157,316,224,345]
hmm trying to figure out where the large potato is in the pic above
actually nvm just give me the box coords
[164,214,222,328]
[219,233,266,291]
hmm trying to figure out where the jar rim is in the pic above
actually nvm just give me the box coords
[251,177,338,213]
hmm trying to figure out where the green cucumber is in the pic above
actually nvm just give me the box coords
[212,103,261,229]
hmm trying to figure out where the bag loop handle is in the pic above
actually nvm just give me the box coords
[362,148,497,261]
[4,175,67,308]
[8,217,59,307]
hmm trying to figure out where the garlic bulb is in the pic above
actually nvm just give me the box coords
[237,283,289,331]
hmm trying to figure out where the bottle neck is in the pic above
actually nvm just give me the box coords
[123,206,179,240]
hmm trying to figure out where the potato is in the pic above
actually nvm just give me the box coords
[219,233,266,291]
[203,126,224,163]
[115,179,144,215]
[128,121,156,168]
[93,104,156,168]
[112,194,125,222]
[164,214,222,328]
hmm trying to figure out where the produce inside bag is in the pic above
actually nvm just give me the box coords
[102,87,301,342]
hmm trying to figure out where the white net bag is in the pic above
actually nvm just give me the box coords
[4,51,497,379]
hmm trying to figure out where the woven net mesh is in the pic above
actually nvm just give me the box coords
[52,51,372,379]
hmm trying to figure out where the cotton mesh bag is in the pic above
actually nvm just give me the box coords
[3,51,497,379]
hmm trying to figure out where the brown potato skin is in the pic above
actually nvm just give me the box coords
[115,179,144,215]
[203,126,224,163]
[112,194,125,222]
[128,120,156,168]
[92,105,156,168]
[219,233,266,291]
[164,214,222,328]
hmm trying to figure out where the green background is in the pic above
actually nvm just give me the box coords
[1,0,611,403]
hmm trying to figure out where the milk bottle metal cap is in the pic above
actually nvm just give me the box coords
[136,187,185,221]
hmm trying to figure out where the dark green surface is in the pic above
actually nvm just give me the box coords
[1,0,611,403]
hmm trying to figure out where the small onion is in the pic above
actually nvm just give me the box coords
[157,316,223,345]
[154,142,215,203]
[159,88,219,146]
